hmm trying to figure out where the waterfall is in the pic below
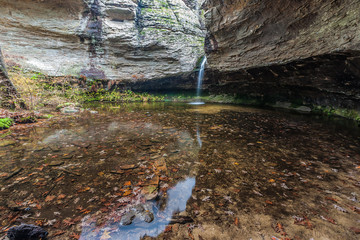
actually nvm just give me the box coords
[189,56,207,105]
[197,56,207,98]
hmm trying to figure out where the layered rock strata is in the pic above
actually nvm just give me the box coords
[203,0,360,112]
[0,0,205,82]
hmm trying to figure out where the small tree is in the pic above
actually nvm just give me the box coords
[0,47,25,109]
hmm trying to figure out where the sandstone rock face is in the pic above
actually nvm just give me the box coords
[0,0,205,82]
[203,0,360,110]
[0,47,19,108]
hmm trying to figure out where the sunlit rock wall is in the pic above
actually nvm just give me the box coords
[0,0,205,82]
[203,0,360,111]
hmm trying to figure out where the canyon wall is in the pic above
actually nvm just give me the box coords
[203,0,360,112]
[0,0,205,82]
[0,47,20,108]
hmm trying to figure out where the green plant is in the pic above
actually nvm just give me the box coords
[0,118,14,130]
[31,72,45,80]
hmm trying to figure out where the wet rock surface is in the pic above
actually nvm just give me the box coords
[7,224,48,240]
[0,102,359,239]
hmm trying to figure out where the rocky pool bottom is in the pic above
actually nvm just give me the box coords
[0,103,359,240]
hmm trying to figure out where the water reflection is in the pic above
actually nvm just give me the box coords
[196,126,202,148]
[79,177,196,240]
[1,102,359,240]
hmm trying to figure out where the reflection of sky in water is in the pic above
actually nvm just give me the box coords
[196,126,202,148]
[79,177,196,240]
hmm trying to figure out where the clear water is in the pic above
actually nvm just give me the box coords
[0,102,359,240]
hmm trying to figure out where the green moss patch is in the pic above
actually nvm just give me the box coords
[0,118,14,130]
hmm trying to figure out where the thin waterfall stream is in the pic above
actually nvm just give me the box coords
[189,56,207,105]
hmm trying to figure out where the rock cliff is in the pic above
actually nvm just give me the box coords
[203,0,360,112]
[0,47,20,108]
[0,0,205,82]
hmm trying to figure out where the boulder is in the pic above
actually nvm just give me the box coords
[7,224,48,240]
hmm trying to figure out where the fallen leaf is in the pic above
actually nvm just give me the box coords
[58,194,66,200]
[123,189,132,196]
[350,227,360,234]
[63,218,76,227]
[100,230,111,240]
[45,195,56,202]
[164,225,172,233]
[120,164,136,170]
[320,215,336,225]
[69,233,80,239]
[0,173,9,177]
[52,230,66,237]
[325,196,338,203]
[78,186,90,193]
[234,217,239,226]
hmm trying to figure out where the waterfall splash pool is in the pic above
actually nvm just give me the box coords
[0,102,359,240]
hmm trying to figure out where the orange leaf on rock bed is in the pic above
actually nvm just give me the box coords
[294,216,314,230]
[350,227,360,234]
[52,230,66,237]
[265,200,273,205]
[78,186,90,193]
[321,215,336,225]
[63,218,76,227]
[349,205,360,214]
[80,209,91,214]
[35,220,45,227]
[55,176,64,182]
[0,173,9,177]
[69,233,80,239]
[234,217,239,226]
[164,225,172,233]
[45,195,56,202]
[325,196,338,203]
[123,189,132,196]
[124,181,131,186]
[58,194,66,200]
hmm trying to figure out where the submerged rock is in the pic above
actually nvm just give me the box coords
[60,107,81,114]
[120,211,136,226]
[7,224,48,240]
[132,203,154,223]
[121,203,155,225]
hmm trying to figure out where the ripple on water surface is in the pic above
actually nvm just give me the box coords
[0,103,359,240]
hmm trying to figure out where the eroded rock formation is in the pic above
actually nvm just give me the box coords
[0,47,20,109]
[203,0,360,111]
[0,0,205,82]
